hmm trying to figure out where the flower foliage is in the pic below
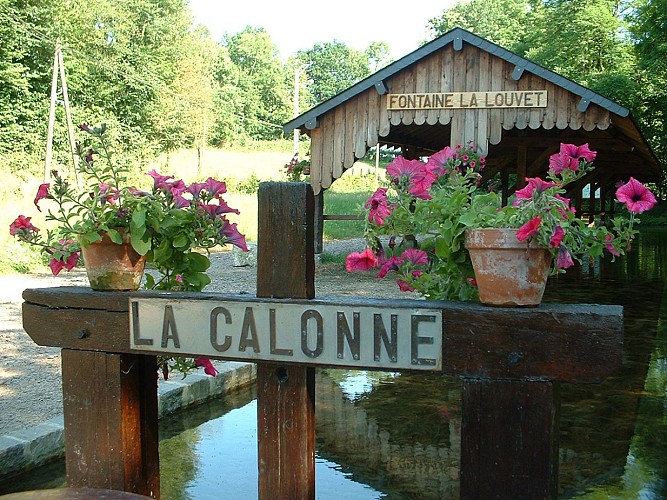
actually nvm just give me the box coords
[11,123,248,289]
[284,152,311,182]
[10,123,250,378]
[347,143,657,301]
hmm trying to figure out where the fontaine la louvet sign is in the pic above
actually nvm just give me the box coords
[387,90,548,110]
[130,297,444,371]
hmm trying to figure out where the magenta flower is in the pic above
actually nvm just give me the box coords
[98,183,120,205]
[346,248,378,272]
[549,143,597,174]
[220,220,248,252]
[195,358,218,377]
[561,142,597,164]
[377,254,404,278]
[147,169,174,190]
[615,177,657,214]
[34,183,50,212]
[516,217,542,241]
[10,215,39,236]
[365,188,393,226]
[173,194,189,208]
[397,278,415,292]
[549,226,565,248]
[556,246,574,270]
[401,247,429,266]
[203,177,227,198]
[200,201,240,219]
[425,146,457,176]
[605,234,620,257]
[84,149,96,164]
[386,156,422,180]
[408,167,437,200]
[127,187,150,197]
[187,181,206,199]
[386,156,436,199]
[514,178,557,203]
[48,251,79,276]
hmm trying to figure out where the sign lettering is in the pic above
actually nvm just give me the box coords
[387,90,548,110]
[130,298,443,371]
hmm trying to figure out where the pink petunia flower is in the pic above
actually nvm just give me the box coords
[147,169,174,190]
[365,188,393,226]
[10,215,39,236]
[47,252,79,276]
[615,177,657,214]
[386,156,436,199]
[397,278,415,292]
[425,146,457,176]
[203,177,227,198]
[200,201,240,219]
[220,220,248,252]
[346,248,378,272]
[195,358,218,377]
[605,234,620,257]
[514,178,557,204]
[34,183,50,212]
[516,217,542,241]
[556,246,575,270]
[549,226,565,248]
[377,254,404,278]
[401,247,429,266]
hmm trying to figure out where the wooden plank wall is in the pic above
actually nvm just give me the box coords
[309,43,612,195]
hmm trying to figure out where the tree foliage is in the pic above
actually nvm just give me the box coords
[0,0,665,191]
[428,0,665,190]
[296,41,372,106]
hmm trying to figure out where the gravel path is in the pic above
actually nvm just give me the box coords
[0,239,412,436]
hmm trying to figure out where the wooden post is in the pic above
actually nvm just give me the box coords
[61,350,159,497]
[256,182,316,500]
[460,380,559,499]
[45,41,60,183]
[57,47,81,187]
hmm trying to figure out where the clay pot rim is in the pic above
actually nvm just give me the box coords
[464,227,542,250]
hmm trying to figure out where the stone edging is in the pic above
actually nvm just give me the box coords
[0,362,257,480]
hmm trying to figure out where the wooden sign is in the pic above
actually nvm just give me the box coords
[130,297,443,371]
[387,90,547,110]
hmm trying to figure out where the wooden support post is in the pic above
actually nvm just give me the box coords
[256,182,316,500]
[61,350,159,498]
[460,379,559,499]
[313,191,324,255]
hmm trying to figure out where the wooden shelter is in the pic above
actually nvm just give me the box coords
[283,28,661,250]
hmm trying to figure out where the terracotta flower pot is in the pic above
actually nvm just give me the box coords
[464,228,552,307]
[80,230,147,291]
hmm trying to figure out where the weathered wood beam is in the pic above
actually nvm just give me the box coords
[23,289,623,384]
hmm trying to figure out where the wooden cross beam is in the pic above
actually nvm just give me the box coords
[21,182,623,500]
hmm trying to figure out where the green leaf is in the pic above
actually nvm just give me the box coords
[132,208,147,229]
[187,272,211,291]
[131,230,151,255]
[106,228,123,244]
[185,252,211,272]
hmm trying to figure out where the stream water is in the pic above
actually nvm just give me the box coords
[4,229,667,499]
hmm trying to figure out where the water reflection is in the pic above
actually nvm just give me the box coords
[4,229,667,499]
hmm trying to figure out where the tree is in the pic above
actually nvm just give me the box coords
[628,0,667,194]
[366,42,392,72]
[297,41,372,106]
[0,0,68,157]
[427,0,535,53]
[215,26,291,141]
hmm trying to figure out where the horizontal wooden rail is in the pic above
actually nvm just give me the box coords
[23,287,622,384]
[322,214,364,221]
